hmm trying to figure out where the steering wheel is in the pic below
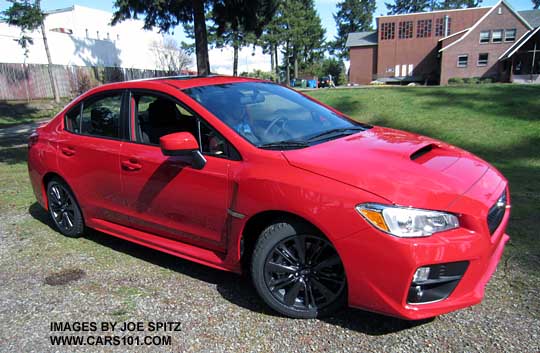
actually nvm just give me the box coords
[263,115,289,137]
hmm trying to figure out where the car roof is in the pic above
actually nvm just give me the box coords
[102,75,264,91]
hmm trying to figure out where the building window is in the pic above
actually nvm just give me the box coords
[381,22,395,40]
[417,19,432,38]
[477,53,489,66]
[480,31,490,43]
[435,18,444,36]
[492,30,503,43]
[505,29,516,42]
[398,21,413,39]
[457,55,468,68]
[435,17,451,37]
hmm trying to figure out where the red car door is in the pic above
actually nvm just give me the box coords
[118,92,234,251]
[57,91,127,224]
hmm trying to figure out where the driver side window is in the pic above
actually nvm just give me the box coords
[131,92,240,160]
[133,94,197,145]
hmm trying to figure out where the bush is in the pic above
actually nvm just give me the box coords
[449,77,495,85]
[75,69,95,95]
[448,77,464,85]
[463,77,480,84]
[240,70,277,81]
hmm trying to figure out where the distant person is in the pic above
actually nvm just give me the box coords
[328,74,336,88]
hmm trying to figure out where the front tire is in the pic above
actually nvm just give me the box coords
[46,178,84,238]
[251,221,347,318]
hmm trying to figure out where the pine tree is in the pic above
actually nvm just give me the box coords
[112,0,276,75]
[438,0,482,9]
[533,0,539,9]
[278,0,326,84]
[331,0,376,59]
[385,0,435,15]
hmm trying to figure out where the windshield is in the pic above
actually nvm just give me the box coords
[183,82,369,149]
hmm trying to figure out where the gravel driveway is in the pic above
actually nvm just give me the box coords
[0,122,539,353]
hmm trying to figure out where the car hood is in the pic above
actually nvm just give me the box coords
[282,126,494,210]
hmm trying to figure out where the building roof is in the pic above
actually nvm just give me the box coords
[439,0,533,53]
[519,10,540,28]
[345,31,378,47]
[499,26,540,60]
[375,6,491,18]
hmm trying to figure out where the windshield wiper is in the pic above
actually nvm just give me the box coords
[306,126,365,142]
[257,140,310,150]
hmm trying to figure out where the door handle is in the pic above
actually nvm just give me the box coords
[121,159,142,171]
[61,147,75,156]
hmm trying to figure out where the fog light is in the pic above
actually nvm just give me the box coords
[407,261,469,304]
[415,285,424,299]
[413,267,430,283]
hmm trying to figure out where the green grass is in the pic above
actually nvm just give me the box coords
[0,99,69,127]
[307,84,540,272]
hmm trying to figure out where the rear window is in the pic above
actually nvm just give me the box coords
[80,93,122,139]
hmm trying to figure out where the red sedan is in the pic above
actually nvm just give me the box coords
[28,76,510,319]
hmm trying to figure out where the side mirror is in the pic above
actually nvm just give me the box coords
[159,132,207,170]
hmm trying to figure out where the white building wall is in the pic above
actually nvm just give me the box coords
[0,5,165,70]
[0,4,275,74]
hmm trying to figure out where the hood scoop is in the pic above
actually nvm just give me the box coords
[410,144,435,161]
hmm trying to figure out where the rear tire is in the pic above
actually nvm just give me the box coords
[251,220,347,318]
[46,178,84,238]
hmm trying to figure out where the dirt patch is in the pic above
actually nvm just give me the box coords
[44,268,85,286]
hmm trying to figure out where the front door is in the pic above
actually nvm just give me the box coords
[119,91,235,251]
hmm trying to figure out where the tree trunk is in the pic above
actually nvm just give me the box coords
[270,43,274,73]
[274,46,279,77]
[285,41,290,86]
[233,29,239,76]
[193,0,210,75]
[294,55,298,79]
[233,44,239,76]
[38,0,59,103]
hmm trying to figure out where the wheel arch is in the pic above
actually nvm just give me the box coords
[42,172,77,212]
[239,210,342,272]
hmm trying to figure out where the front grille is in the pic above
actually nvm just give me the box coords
[487,190,507,235]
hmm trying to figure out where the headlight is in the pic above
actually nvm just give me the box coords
[355,203,459,238]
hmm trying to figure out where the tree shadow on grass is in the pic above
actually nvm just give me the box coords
[28,202,431,336]
[404,85,540,122]
[0,101,41,128]
[0,100,59,128]
[0,146,27,165]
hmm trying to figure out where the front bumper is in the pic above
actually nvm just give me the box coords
[336,185,510,320]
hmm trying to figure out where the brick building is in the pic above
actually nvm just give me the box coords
[346,0,540,84]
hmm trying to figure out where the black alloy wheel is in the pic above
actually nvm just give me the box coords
[252,221,346,318]
[47,179,84,237]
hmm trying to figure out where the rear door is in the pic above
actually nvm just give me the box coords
[57,91,128,224]
[119,90,239,251]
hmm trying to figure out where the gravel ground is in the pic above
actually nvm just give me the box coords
[0,123,539,353]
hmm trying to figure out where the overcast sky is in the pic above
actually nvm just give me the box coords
[0,0,535,73]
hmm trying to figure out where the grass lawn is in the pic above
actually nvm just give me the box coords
[0,99,69,128]
[307,84,540,280]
